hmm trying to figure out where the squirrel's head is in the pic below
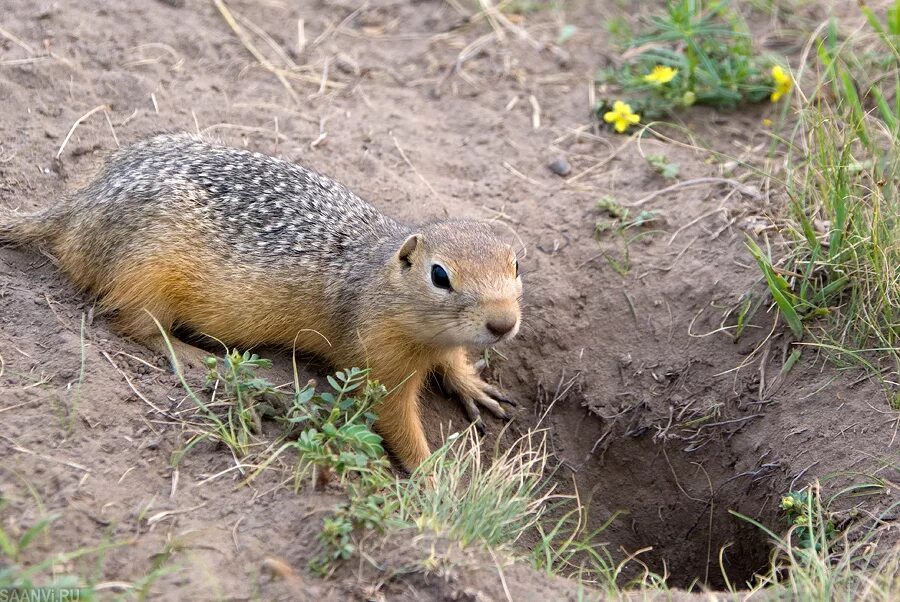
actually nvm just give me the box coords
[389,221,522,349]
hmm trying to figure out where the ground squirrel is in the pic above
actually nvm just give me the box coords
[0,133,522,470]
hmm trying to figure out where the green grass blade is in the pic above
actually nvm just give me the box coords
[0,527,17,559]
[17,515,58,553]
[746,238,804,339]
[871,86,898,132]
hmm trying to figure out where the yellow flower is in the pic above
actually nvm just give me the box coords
[644,65,678,85]
[781,496,794,509]
[603,100,640,133]
[762,118,773,127]
[771,65,792,102]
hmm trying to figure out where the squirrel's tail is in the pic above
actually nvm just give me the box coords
[0,210,60,248]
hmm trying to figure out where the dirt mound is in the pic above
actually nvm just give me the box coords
[1,0,896,599]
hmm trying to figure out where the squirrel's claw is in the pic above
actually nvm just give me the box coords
[441,360,515,424]
[484,384,517,408]
[472,389,508,420]
[458,395,485,434]
[473,417,486,435]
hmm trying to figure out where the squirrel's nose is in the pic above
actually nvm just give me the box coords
[486,316,517,338]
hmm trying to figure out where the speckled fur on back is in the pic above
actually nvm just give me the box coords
[0,133,523,470]
[58,134,409,291]
[91,134,407,261]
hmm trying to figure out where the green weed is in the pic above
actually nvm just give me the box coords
[597,0,780,127]
[200,350,278,456]
[645,154,680,179]
[778,489,837,553]
[595,196,662,275]
[150,323,279,461]
[285,370,389,484]
[530,502,626,589]
[0,510,59,565]
[733,479,898,600]
[398,428,553,548]
[283,368,395,571]
[174,356,395,570]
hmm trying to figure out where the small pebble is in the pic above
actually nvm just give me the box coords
[548,156,571,177]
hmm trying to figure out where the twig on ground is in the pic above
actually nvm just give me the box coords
[626,177,763,208]
[213,0,301,105]
[0,26,36,54]
[668,208,726,245]
[391,133,441,201]
[146,502,207,527]
[789,460,821,490]
[0,400,36,414]
[567,136,635,183]
[0,434,90,472]
[101,350,169,416]
[56,105,111,159]
[528,94,540,130]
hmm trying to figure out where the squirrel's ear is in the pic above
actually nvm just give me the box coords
[397,234,421,267]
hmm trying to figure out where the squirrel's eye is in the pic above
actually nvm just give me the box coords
[431,264,452,290]
[515,260,519,278]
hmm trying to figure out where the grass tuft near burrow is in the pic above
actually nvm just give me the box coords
[398,427,554,549]
[750,10,900,406]
[733,478,899,601]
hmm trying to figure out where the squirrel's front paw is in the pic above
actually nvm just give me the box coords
[441,366,517,434]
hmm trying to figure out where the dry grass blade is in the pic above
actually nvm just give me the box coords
[0,26,36,55]
[56,105,111,160]
[391,133,441,202]
[101,351,168,416]
[627,177,762,207]
[213,0,300,105]
[234,10,299,70]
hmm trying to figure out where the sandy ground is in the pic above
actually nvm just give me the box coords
[1,0,897,599]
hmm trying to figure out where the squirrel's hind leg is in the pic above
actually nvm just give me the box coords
[142,333,212,372]
[99,253,215,371]
[113,306,211,371]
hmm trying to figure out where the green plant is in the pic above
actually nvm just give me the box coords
[281,368,389,483]
[313,426,562,573]
[167,348,648,593]
[160,341,398,571]
[151,321,281,462]
[860,0,900,40]
[595,197,662,275]
[749,11,900,405]
[778,489,837,553]
[0,504,120,597]
[200,350,278,455]
[645,154,680,179]
[596,0,781,126]
[530,503,619,584]
[283,369,396,571]
[732,479,898,600]
[0,510,58,564]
